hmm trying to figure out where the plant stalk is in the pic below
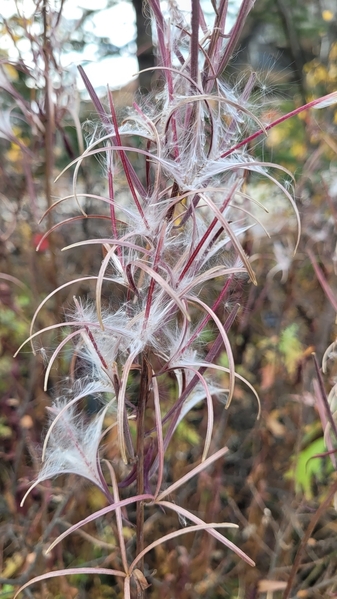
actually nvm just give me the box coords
[283,476,337,599]
[136,355,150,597]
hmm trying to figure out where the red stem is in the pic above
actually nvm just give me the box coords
[180,273,234,355]
[107,167,122,261]
[178,180,239,282]
[142,222,167,331]
[107,88,149,228]
[221,93,337,159]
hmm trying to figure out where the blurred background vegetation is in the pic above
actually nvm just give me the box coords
[1,0,337,597]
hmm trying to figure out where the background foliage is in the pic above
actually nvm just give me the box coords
[1,0,337,597]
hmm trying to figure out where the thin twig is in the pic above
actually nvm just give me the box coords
[283,477,337,599]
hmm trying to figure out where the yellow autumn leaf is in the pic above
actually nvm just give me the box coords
[266,127,284,147]
[0,553,24,578]
[87,486,107,510]
[6,146,22,163]
[122,526,135,540]
[3,63,18,80]
[291,142,306,159]
[328,65,337,81]
[329,42,337,61]
[313,64,328,84]
[322,10,334,21]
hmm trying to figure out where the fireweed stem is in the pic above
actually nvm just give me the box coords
[178,179,240,282]
[108,88,149,229]
[152,304,241,466]
[136,355,150,588]
[221,92,337,159]
[190,0,199,86]
[312,353,337,440]
[143,220,167,331]
[180,273,235,355]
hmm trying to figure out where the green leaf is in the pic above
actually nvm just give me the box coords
[0,585,15,598]
[285,437,329,499]
[279,324,303,375]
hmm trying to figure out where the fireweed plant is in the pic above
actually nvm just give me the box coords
[14,0,337,597]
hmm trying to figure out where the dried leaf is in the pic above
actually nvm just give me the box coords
[260,362,276,390]
[258,579,287,592]
[132,569,150,590]
[266,410,286,438]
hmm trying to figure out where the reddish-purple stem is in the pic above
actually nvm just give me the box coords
[312,353,337,440]
[107,167,122,261]
[125,263,139,297]
[152,304,240,465]
[107,89,149,228]
[180,274,234,356]
[133,101,154,194]
[202,0,228,90]
[178,181,238,281]
[307,248,337,312]
[283,477,337,599]
[147,0,179,159]
[148,0,173,95]
[78,66,146,199]
[85,327,108,370]
[198,0,208,34]
[209,0,255,86]
[190,0,200,85]
[221,93,337,159]
[142,222,167,331]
